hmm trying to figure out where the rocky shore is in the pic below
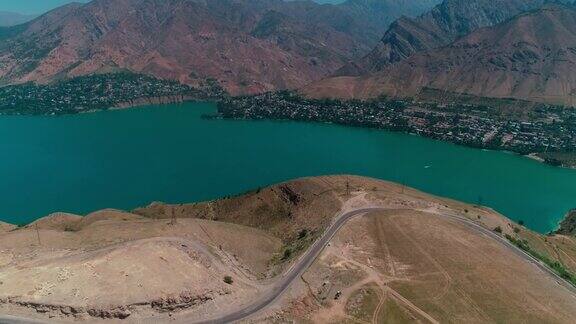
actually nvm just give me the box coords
[557,209,576,235]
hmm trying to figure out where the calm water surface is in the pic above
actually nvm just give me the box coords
[0,102,574,233]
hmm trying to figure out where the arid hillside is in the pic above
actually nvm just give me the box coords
[305,4,576,105]
[1,175,575,323]
[338,0,571,75]
[0,0,437,95]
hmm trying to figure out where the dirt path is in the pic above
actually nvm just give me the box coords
[389,214,453,302]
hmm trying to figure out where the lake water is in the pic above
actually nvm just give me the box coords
[0,102,574,233]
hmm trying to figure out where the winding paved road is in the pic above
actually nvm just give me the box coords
[193,206,576,323]
[2,207,576,324]
[192,207,383,324]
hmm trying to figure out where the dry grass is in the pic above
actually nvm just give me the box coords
[284,208,576,324]
[2,175,576,323]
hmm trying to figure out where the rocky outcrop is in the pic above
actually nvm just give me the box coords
[1,289,228,320]
[113,95,191,110]
[150,289,230,313]
[557,209,576,235]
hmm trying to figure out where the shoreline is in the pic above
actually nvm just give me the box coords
[111,94,196,110]
[556,209,576,235]
[3,174,575,236]
[78,95,199,114]
[2,96,573,170]
[214,114,576,170]
[526,153,546,163]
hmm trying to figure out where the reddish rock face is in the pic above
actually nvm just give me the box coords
[0,0,438,95]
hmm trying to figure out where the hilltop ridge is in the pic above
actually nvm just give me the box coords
[1,175,576,323]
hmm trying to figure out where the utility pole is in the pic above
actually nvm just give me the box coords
[35,223,41,246]
[169,208,178,226]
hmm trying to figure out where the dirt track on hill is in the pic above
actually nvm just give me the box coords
[190,206,576,323]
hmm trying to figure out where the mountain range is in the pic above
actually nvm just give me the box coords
[0,0,439,95]
[305,3,576,105]
[337,0,575,75]
[2,0,576,105]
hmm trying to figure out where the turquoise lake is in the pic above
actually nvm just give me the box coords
[0,102,574,233]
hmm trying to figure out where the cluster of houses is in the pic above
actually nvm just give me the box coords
[217,91,576,158]
[0,73,221,115]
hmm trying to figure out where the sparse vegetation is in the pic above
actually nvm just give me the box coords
[64,225,76,232]
[505,234,576,287]
[346,287,380,322]
[493,226,503,234]
[223,276,233,285]
[556,209,576,235]
[282,248,292,260]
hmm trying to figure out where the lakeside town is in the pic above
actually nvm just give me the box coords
[0,73,224,115]
[216,91,576,168]
[1,72,575,167]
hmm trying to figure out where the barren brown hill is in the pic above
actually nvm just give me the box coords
[337,0,573,76]
[305,4,576,105]
[1,175,576,323]
[0,0,436,95]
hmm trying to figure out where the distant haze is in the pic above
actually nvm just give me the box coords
[0,0,87,15]
[0,0,344,15]
[0,11,36,26]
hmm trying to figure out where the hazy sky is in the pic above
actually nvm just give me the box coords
[0,0,85,14]
[0,0,345,15]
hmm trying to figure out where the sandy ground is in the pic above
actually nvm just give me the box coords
[257,209,576,323]
[1,175,575,323]
[0,211,282,322]
[0,221,16,233]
